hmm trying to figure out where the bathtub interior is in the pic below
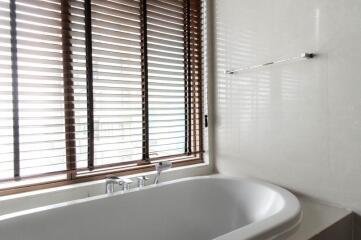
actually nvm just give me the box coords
[0,177,287,240]
[181,177,286,225]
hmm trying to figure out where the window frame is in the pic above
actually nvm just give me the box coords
[0,0,204,196]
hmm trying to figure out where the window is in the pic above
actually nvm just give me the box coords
[0,0,204,194]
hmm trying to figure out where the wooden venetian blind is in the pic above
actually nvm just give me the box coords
[0,0,14,180]
[188,0,203,157]
[16,0,67,177]
[71,0,143,170]
[0,0,203,189]
[0,0,68,181]
[146,0,203,159]
[72,0,203,170]
[147,0,188,158]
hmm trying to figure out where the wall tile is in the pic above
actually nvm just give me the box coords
[214,0,361,214]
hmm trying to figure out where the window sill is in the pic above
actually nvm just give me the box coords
[0,157,205,197]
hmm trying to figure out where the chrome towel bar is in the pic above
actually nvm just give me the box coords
[225,52,315,74]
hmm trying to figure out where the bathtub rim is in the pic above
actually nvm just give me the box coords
[209,175,302,239]
[0,174,302,240]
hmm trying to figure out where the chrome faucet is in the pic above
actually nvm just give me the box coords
[137,176,149,188]
[154,161,172,184]
[122,178,133,191]
[105,175,122,194]
[105,176,133,194]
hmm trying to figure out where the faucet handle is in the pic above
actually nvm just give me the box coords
[153,161,173,184]
[122,178,133,191]
[106,175,120,181]
[106,175,123,185]
[155,161,172,173]
[137,176,149,188]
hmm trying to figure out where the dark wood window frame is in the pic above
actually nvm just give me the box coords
[0,0,204,196]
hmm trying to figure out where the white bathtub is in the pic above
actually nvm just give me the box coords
[0,175,301,240]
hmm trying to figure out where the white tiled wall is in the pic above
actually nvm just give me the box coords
[214,0,361,214]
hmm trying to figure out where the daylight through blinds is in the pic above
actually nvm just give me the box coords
[0,0,203,189]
